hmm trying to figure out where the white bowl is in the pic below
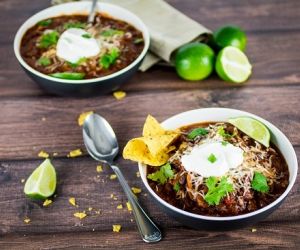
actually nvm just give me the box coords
[139,108,298,229]
[14,1,150,96]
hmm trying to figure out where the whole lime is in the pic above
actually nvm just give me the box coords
[175,43,215,81]
[213,25,247,51]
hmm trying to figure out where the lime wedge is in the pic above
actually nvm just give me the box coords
[216,46,252,83]
[228,117,270,147]
[24,159,57,200]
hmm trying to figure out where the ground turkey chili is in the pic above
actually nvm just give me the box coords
[147,122,289,217]
[20,13,144,79]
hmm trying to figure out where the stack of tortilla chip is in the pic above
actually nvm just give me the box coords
[123,115,179,166]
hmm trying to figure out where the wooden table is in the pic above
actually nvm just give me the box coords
[0,0,299,249]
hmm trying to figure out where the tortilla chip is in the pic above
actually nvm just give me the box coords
[142,115,166,137]
[123,138,169,166]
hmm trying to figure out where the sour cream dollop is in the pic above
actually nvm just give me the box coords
[56,28,100,63]
[181,142,244,177]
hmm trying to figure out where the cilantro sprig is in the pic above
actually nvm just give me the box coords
[218,126,233,139]
[207,153,217,163]
[38,19,52,27]
[173,182,180,192]
[187,128,208,140]
[63,22,86,30]
[37,57,51,66]
[38,31,59,49]
[101,29,124,37]
[204,176,234,206]
[147,163,174,184]
[99,48,120,69]
[251,172,269,193]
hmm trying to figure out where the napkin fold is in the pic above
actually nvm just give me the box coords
[52,0,211,71]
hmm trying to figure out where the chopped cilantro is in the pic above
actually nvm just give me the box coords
[207,153,217,163]
[39,31,59,48]
[204,176,234,206]
[134,38,144,44]
[173,182,180,192]
[101,29,124,37]
[64,22,86,30]
[67,57,87,68]
[221,141,229,146]
[82,33,92,39]
[37,57,51,66]
[251,172,269,193]
[38,19,52,27]
[218,126,233,139]
[147,163,174,184]
[99,48,120,69]
[187,128,208,140]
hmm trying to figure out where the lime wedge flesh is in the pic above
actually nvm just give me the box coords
[216,46,252,83]
[228,117,270,147]
[24,159,57,200]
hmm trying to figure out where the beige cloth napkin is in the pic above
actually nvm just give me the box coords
[51,0,211,71]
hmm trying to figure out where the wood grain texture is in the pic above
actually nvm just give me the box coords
[0,0,299,249]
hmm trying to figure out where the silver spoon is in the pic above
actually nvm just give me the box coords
[83,113,162,243]
[88,0,98,23]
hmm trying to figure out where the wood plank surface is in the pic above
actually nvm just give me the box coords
[0,0,299,249]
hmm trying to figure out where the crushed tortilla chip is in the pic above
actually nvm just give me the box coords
[41,117,46,121]
[67,149,82,158]
[74,211,87,220]
[53,152,58,156]
[123,115,179,166]
[38,150,49,158]
[78,111,94,126]
[113,91,126,100]
[112,224,122,232]
[110,174,117,180]
[69,197,76,206]
[251,228,257,232]
[96,165,103,172]
[131,187,141,194]
[88,207,93,211]
[95,210,101,215]
[126,201,132,211]
[117,204,123,209]
[43,199,52,207]
[136,171,141,178]
[24,218,31,224]
[21,179,25,183]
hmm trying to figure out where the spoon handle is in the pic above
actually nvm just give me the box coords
[111,165,162,243]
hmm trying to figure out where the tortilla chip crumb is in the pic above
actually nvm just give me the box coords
[78,111,94,126]
[74,212,87,220]
[88,207,93,211]
[96,165,103,173]
[38,150,49,158]
[43,199,52,207]
[24,218,31,224]
[112,224,122,232]
[67,149,82,158]
[136,171,141,178]
[130,219,133,222]
[251,228,257,232]
[110,174,117,180]
[117,204,123,209]
[131,187,142,194]
[113,91,126,100]
[126,201,132,211]
[95,210,101,215]
[42,117,46,121]
[69,197,77,207]
[92,228,95,232]
[21,179,25,183]
[53,152,58,156]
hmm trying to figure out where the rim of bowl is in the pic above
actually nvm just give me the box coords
[13,1,150,85]
[139,108,298,221]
